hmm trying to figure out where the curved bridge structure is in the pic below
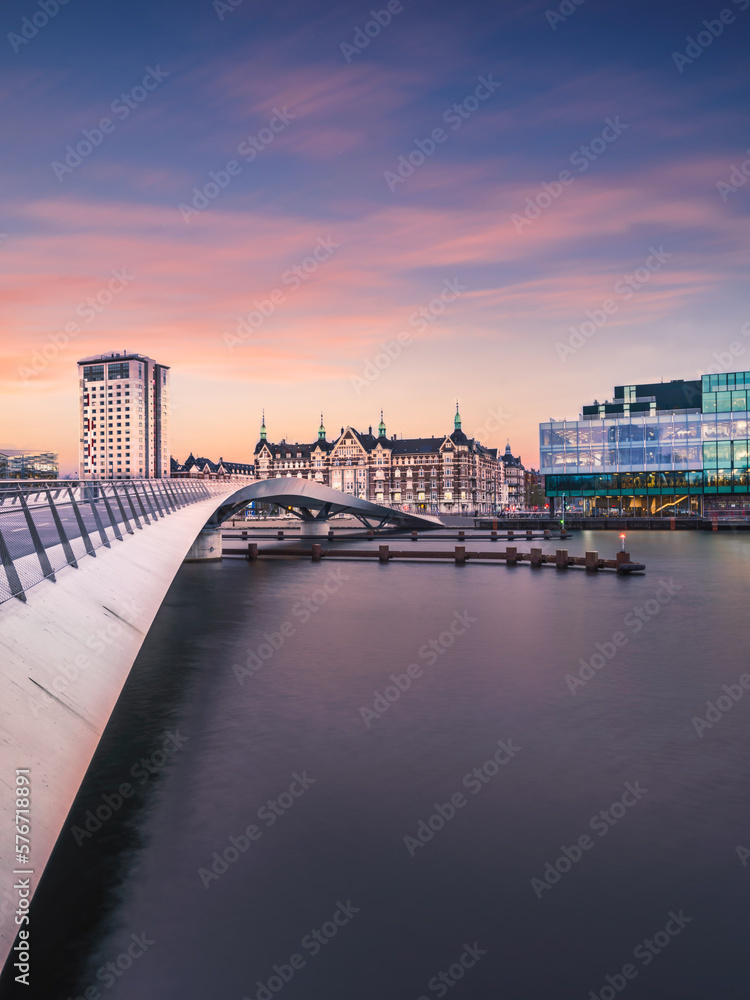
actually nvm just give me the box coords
[0,477,439,969]
[210,477,443,530]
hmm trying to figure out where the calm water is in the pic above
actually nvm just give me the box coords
[9,531,750,999]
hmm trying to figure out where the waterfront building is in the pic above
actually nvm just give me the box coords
[254,407,503,513]
[78,352,170,479]
[170,454,254,478]
[0,449,58,479]
[539,372,750,516]
[500,441,526,510]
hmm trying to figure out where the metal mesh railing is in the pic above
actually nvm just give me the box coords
[0,478,245,605]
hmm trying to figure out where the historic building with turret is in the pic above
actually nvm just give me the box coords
[252,407,503,514]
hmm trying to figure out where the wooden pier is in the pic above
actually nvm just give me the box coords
[223,543,645,574]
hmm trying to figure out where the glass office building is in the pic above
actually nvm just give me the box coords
[539,373,750,517]
[0,450,59,479]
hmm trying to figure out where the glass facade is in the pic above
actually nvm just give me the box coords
[0,450,58,479]
[539,373,750,516]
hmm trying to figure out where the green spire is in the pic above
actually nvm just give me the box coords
[260,410,267,441]
[378,409,386,437]
[318,412,326,440]
[454,400,461,431]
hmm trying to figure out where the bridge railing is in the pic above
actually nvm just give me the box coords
[0,478,242,605]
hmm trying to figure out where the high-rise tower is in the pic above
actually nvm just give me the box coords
[78,351,170,479]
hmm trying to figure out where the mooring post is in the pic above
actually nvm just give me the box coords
[247,543,258,561]
[490,530,497,541]
[328,528,334,540]
[277,530,284,540]
[311,543,322,562]
[670,517,676,531]
[508,529,514,540]
[379,544,390,562]
[506,546,518,565]
[411,530,418,542]
[560,527,568,539]
[544,528,550,540]
[616,550,630,568]
[556,548,568,569]
[530,547,543,567]
[458,529,465,541]
[455,545,466,565]
[585,550,599,571]
[241,529,247,540]
[367,529,374,539]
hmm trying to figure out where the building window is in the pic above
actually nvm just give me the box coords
[83,364,104,381]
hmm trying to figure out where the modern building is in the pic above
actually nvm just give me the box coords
[78,352,170,479]
[0,449,58,480]
[539,372,750,516]
[253,407,504,514]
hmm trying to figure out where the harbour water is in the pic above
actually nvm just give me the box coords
[10,531,750,999]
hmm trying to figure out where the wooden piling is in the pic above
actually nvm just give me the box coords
[530,547,543,567]
[506,546,518,565]
[247,543,258,561]
[412,530,418,541]
[379,544,390,562]
[490,530,497,541]
[311,543,322,562]
[458,530,465,541]
[585,550,599,571]
[556,548,568,569]
[544,529,550,540]
[277,530,284,540]
[455,545,466,565]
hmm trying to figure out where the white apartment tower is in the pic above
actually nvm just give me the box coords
[78,351,170,479]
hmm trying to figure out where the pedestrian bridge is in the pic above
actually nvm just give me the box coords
[0,477,439,969]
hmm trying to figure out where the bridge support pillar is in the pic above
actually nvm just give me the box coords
[184,526,223,562]
[300,520,330,538]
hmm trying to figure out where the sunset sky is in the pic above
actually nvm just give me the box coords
[2,0,749,474]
